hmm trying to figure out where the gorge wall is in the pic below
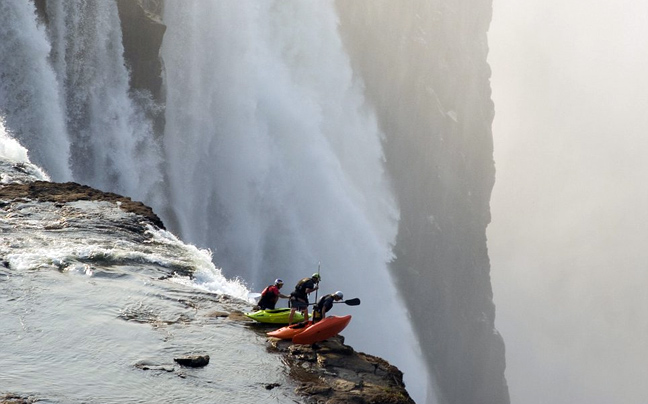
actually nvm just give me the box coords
[335,2,509,404]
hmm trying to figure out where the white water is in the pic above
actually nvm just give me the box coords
[161,2,429,402]
[44,0,164,205]
[0,119,50,183]
[0,0,71,180]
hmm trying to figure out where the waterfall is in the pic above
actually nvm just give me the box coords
[0,0,163,204]
[161,2,430,402]
[44,0,163,205]
[0,0,71,180]
[0,1,432,401]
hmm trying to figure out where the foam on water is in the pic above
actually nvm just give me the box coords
[147,227,252,301]
[0,118,50,182]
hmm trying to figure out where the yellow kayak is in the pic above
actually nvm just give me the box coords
[245,308,306,324]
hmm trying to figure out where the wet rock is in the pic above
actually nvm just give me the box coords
[0,394,36,404]
[207,310,229,318]
[295,383,333,396]
[134,360,174,372]
[272,336,415,404]
[0,181,164,230]
[227,311,251,321]
[173,354,210,368]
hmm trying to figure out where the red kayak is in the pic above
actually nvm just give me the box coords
[267,321,312,340]
[292,315,352,345]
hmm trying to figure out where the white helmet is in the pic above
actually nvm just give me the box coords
[333,291,343,300]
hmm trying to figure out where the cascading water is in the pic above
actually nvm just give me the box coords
[0,0,71,180]
[45,0,164,205]
[161,2,430,402]
[1,0,163,204]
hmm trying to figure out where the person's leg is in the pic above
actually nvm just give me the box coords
[288,304,297,325]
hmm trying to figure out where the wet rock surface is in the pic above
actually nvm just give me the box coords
[174,354,210,368]
[0,394,36,404]
[0,181,164,230]
[268,336,415,404]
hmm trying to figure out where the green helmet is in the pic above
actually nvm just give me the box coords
[312,273,321,281]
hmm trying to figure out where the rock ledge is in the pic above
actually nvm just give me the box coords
[268,336,415,404]
[0,181,164,230]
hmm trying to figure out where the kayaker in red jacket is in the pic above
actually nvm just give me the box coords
[312,291,343,323]
[256,279,289,310]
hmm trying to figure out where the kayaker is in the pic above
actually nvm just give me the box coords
[312,291,343,323]
[256,278,290,310]
[288,273,320,324]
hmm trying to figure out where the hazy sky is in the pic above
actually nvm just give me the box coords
[487,1,648,403]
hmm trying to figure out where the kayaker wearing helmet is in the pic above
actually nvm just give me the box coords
[312,291,344,323]
[256,279,290,310]
[288,273,320,324]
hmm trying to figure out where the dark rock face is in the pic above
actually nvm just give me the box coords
[116,0,166,103]
[336,1,509,404]
[33,1,46,22]
[0,181,165,230]
[116,0,166,135]
[269,336,415,404]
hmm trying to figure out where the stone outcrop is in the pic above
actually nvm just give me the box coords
[268,336,415,404]
[0,181,165,230]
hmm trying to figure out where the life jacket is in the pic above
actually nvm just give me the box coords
[294,278,313,294]
[261,285,275,298]
[258,285,279,309]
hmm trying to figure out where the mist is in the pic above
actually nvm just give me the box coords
[488,0,648,403]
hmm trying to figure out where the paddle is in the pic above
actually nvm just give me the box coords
[309,297,360,306]
[314,261,321,302]
[337,297,360,306]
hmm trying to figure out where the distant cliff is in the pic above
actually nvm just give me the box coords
[336,1,508,404]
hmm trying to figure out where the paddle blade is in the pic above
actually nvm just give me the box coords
[343,298,360,306]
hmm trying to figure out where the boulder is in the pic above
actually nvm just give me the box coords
[173,354,210,368]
